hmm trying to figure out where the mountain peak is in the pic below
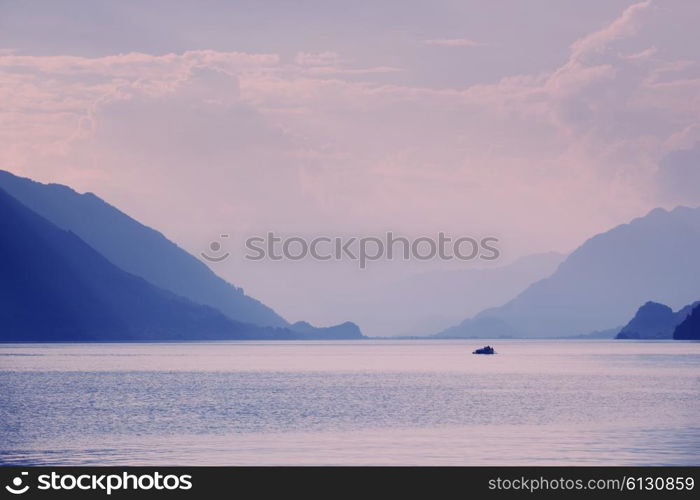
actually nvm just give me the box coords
[455,205,700,337]
[0,168,289,328]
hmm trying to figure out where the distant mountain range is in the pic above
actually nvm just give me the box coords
[3,168,699,342]
[0,170,286,327]
[0,186,277,340]
[0,171,363,341]
[437,206,700,338]
[434,316,516,339]
[288,321,363,339]
[307,252,565,337]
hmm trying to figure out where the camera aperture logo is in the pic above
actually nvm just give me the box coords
[5,472,29,495]
[201,233,230,262]
[4,471,193,495]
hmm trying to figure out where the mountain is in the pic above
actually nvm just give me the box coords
[567,327,621,339]
[673,304,700,340]
[434,317,517,339]
[615,301,698,339]
[440,206,700,338]
[0,170,286,327]
[387,252,565,337]
[300,252,565,337]
[289,321,364,339]
[0,187,297,341]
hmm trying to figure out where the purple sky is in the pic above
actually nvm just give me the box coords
[1,0,699,329]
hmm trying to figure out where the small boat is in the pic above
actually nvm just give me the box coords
[472,345,495,355]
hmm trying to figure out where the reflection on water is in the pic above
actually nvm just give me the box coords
[1,340,699,465]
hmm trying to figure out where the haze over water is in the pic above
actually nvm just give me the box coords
[1,340,699,466]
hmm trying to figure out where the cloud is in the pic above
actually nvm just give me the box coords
[624,47,657,60]
[294,51,341,66]
[655,141,700,204]
[292,51,401,76]
[423,38,483,47]
[568,0,651,63]
[1,0,699,259]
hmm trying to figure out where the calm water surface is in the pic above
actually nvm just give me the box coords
[1,340,698,465]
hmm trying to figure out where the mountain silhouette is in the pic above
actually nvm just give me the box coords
[0,170,286,327]
[439,206,700,337]
[314,252,564,337]
[615,301,698,339]
[289,321,364,339]
[673,303,700,340]
[433,317,516,339]
[0,187,304,341]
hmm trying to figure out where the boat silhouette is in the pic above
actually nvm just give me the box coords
[472,345,495,355]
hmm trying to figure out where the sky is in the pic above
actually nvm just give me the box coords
[1,0,699,330]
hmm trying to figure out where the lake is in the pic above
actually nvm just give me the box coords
[1,339,699,465]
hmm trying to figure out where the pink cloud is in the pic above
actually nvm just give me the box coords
[0,0,698,262]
